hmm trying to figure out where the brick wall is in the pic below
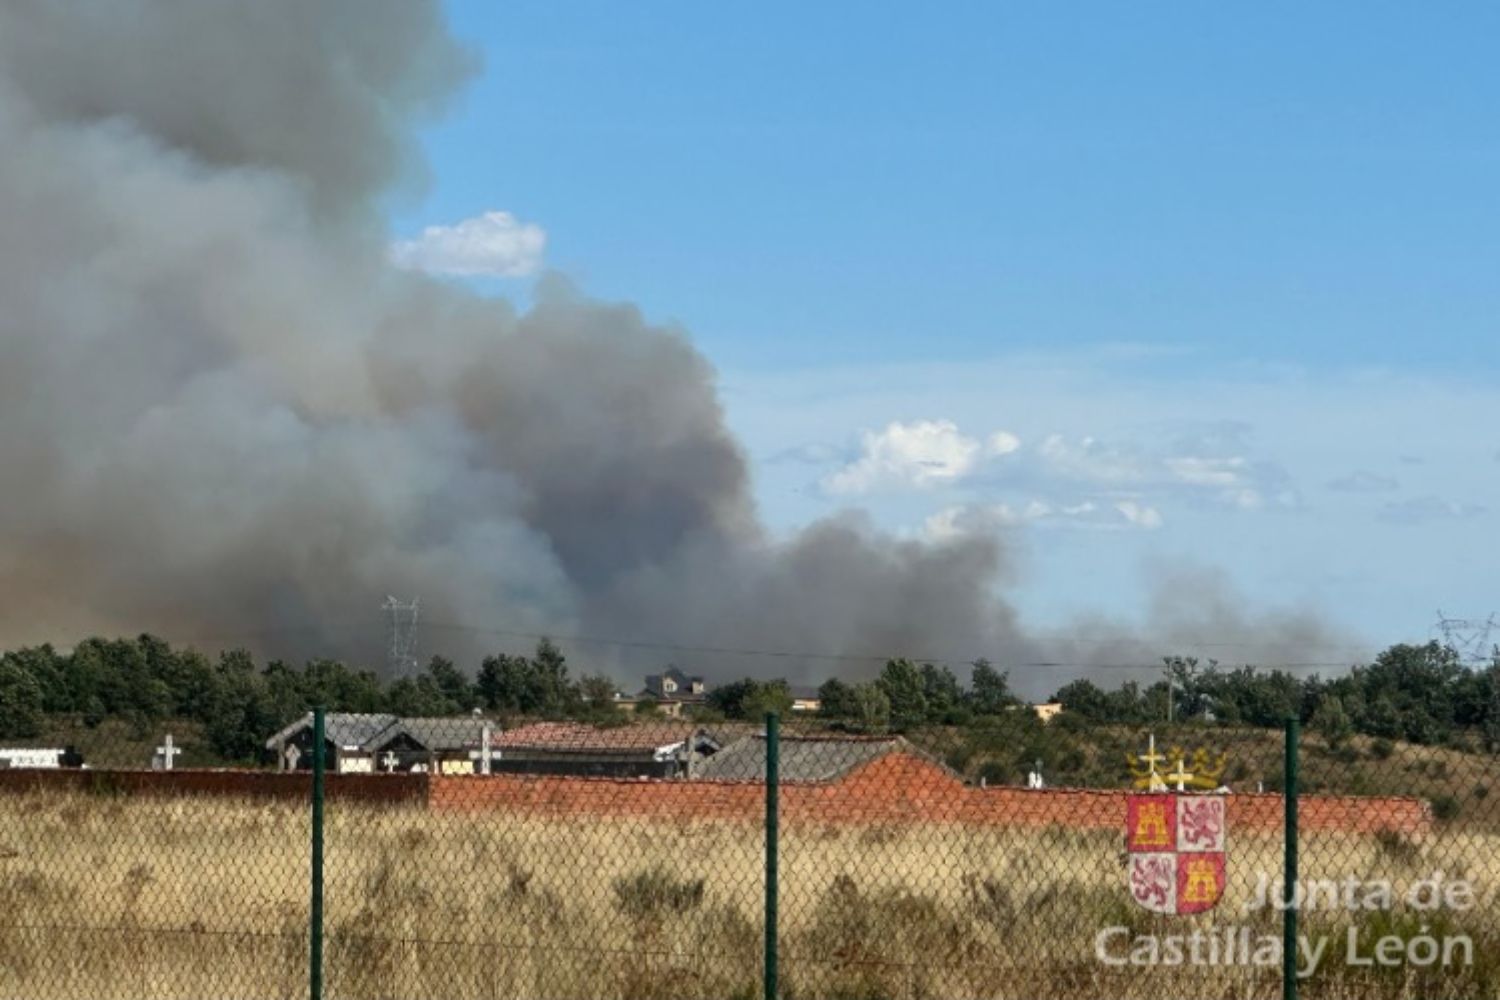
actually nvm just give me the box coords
[0,754,1430,836]
[428,752,1432,836]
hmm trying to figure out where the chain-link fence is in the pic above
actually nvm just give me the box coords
[2,710,1498,999]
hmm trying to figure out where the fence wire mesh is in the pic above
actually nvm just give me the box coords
[1,705,1498,999]
[320,716,768,1000]
[1289,725,1500,1000]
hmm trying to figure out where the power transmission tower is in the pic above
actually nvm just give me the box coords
[1435,610,1498,668]
[382,596,420,675]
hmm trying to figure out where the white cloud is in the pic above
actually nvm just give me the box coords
[726,350,1500,647]
[1114,500,1164,529]
[924,497,1162,539]
[987,430,1021,456]
[1036,434,1150,484]
[824,419,1018,494]
[390,210,546,277]
[1033,432,1296,511]
[1165,455,1248,488]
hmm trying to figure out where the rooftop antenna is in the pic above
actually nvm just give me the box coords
[382,596,420,675]
[1435,610,1498,668]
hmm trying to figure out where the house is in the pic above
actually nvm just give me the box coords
[633,667,709,717]
[643,667,706,700]
[693,733,907,782]
[788,685,822,713]
[1003,701,1066,725]
[264,713,501,774]
[1032,702,1064,724]
[490,721,722,778]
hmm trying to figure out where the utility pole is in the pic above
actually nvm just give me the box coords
[1164,658,1174,724]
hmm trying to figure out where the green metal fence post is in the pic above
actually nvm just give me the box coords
[764,711,779,1000]
[311,707,325,1000]
[1283,714,1299,1000]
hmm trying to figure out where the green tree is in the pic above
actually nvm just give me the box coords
[969,659,1017,716]
[1163,656,1212,721]
[708,678,791,719]
[848,682,891,732]
[1483,664,1500,752]
[877,659,928,730]
[742,679,793,720]
[200,649,279,761]
[1204,667,1299,728]
[422,656,476,712]
[1050,678,1109,722]
[579,674,618,708]
[707,678,760,719]
[385,676,455,717]
[528,639,580,716]
[816,678,858,721]
[303,658,386,713]
[4,645,69,714]
[1346,642,1463,744]
[1311,693,1353,748]
[919,663,963,722]
[477,653,528,713]
[260,660,309,727]
[0,658,44,738]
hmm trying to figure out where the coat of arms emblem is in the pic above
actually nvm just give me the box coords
[1126,793,1227,914]
[1124,736,1229,915]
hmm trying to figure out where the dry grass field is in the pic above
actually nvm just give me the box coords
[2,790,1499,1000]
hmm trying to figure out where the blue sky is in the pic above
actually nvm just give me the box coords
[390,3,1499,654]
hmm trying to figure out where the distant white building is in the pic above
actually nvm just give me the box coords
[0,747,84,769]
[1032,702,1064,724]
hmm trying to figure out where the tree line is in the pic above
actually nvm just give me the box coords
[0,635,1496,764]
[1052,643,1500,750]
[0,636,620,761]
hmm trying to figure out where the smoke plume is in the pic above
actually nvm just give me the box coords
[0,1,1357,693]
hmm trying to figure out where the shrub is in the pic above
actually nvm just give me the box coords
[1373,828,1420,864]
[1431,795,1462,822]
[612,865,704,921]
[1368,737,1395,760]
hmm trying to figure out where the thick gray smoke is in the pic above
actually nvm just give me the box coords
[0,1,1358,692]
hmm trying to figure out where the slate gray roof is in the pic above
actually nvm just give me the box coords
[264,713,399,751]
[494,721,707,755]
[371,716,495,752]
[693,734,904,782]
